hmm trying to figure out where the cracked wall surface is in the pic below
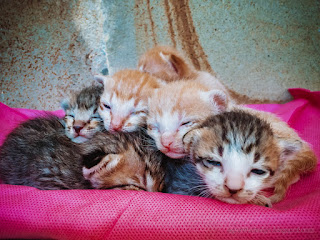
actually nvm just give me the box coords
[0,0,319,110]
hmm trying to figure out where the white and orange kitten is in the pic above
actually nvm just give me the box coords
[147,80,229,159]
[95,69,164,132]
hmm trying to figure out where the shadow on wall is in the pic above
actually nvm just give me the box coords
[0,1,108,110]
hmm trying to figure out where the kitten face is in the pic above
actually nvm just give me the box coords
[96,69,164,132]
[81,131,165,192]
[183,111,280,206]
[61,85,103,143]
[147,81,228,159]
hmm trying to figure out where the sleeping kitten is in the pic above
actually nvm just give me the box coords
[0,117,165,192]
[183,111,317,207]
[0,116,90,189]
[147,80,229,159]
[61,85,104,143]
[138,45,266,104]
[95,69,165,132]
[82,130,165,192]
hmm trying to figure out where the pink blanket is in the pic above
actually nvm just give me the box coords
[0,88,319,239]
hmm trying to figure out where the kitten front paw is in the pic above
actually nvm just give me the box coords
[250,194,272,208]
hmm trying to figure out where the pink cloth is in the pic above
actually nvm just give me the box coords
[0,88,319,239]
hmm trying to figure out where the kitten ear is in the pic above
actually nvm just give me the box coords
[94,75,113,86]
[201,90,228,113]
[159,52,180,74]
[60,98,70,110]
[277,138,302,163]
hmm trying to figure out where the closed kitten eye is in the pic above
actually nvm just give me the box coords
[181,121,192,126]
[251,168,267,175]
[202,159,222,168]
[148,124,158,131]
[101,103,111,110]
[131,110,147,115]
[66,114,75,119]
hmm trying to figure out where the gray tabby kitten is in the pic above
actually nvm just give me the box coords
[0,116,166,191]
[0,116,90,189]
[61,85,104,143]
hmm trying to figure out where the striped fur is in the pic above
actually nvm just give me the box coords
[81,130,165,192]
[183,110,317,207]
[96,69,164,132]
[61,85,104,143]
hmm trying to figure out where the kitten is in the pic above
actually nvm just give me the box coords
[0,117,165,192]
[95,69,165,132]
[183,111,317,207]
[81,130,165,192]
[0,116,90,189]
[138,45,266,104]
[147,80,229,159]
[61,85,104,143]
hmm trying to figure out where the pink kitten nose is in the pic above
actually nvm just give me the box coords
[111,119,123,131]
[160,134,175,149]
[225,174,244,195]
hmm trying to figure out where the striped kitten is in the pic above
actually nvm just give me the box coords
[82,130,165,192]
[0,116,91,189]
[61,85,104,143]
[95,69,164,132]
[183,111,317,206]
[147,80,229,159]
[0,117,165,191]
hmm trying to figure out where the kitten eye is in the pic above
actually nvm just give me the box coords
[251,169,267,175]
[202,159,222,168]
[66,114,75,118]
[131,110,146,115]
[102,103,111,110]
[181,121,192,127]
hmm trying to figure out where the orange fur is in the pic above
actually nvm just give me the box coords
[97,69,165,132]
[138,45,276,104]
[147,80,229,159]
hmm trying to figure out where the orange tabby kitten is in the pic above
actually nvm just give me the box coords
[138,45,267,104]
[147,80,229,159]
[95,69,165,132]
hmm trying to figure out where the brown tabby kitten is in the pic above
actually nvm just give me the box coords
[82,130,165,192]
[61,85,104,143]
[183,111,317,207]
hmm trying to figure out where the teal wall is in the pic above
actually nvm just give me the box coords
[0,0,319,110]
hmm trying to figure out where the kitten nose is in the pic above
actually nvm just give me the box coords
[225,185,241,195]
[73,125,83,134]
[161,134,175,149]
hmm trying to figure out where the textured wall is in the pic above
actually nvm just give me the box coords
[0,0,108,110]
[0,0,319,110]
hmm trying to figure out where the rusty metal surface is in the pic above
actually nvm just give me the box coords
[0,0,319,110]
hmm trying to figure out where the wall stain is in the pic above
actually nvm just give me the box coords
[163,0,176,48]
[166,0,213,73]
[146,0,157,45]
